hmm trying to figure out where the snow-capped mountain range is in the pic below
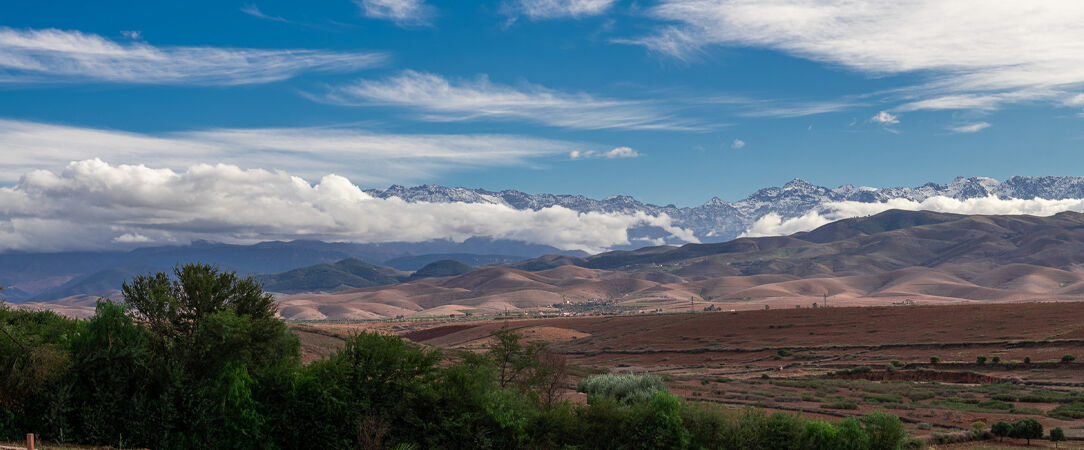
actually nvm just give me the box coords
[366,176,1084,244]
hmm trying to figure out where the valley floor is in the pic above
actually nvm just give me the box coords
[295,301,1084,443]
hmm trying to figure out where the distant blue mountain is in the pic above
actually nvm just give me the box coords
[0,238,582,302]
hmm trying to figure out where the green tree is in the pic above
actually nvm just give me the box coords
[487,329,568,406]
[991,420,1011,441]
[799,420,839,450]
[863,411,906,450]
[976,355,987,365]
[121,263,300,447]
[1050,427,1066,448]
[1010,418,1043,445]
[1062,354,1076,363]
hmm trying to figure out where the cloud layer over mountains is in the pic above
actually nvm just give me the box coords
[0,159,695,253]
[742,196,1084,238]
[5,160,1084,253]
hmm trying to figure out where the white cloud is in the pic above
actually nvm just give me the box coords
[632,1,1084,112]
[870,111,899,125]
[120,30,142,39]
[603,146,639,158]
[0,27,385,85]
[0,160,697,253]
[324,70,692,130]
[948,122,991,134]
[740,196,1084,238]
[241,4,290,23]
[0,119,585,185]
[1067,94,1084,107]
[570,146,640,159]
[512,0,617,20]
[356,0,433,26]
[730,139,745,149]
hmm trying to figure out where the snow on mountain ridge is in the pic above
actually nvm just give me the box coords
[364,176,1084,244]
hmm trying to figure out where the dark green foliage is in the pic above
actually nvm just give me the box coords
[863,411,906,450]
[991,420,1011,440]
[1050,427,1065,447]
[1009,418,1043,444]
[0,304,75,411]
[929,356,940,364]
[1047,401,1084,420]
[1062,354,1076,363]
[976,355,987,365]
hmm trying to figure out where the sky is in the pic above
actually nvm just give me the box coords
[2,1,1084,252]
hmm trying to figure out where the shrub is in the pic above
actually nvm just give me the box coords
[906,389,936,401]
[969,421,987,439]
[863,411,906,450]
[1047,401,1084,420]
[890,360,903,368]
[929,356,940,364]
[576,373,666,405]
[822,400,859,410]
[1062,354,1076,363]
[992,356,1000,364]
[976,355,987,365]
[1024,356,1031,364]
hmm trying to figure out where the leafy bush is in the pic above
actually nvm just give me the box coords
[822,400,859,410]
[1047,401,1084,420]
[577,373,666,405]
[1062,354,1076,363]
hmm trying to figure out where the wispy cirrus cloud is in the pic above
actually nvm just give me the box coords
[569,146,640,159]
[0,119,588,185]
[508,0,618,20]
[0,27,386,85]
[241,4,291,23]
[356,0,434,26]
[629,1,1084,114]
[0,159,696,252]
[948,122,991,134]
[321,70,696,131]
[705,94,864,118]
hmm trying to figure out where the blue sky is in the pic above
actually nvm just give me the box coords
[2,0,1084,208]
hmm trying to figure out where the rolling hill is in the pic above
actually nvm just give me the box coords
[18,210,1084,320]
[271,210,1084,320]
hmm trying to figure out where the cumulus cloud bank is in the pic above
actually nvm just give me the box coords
[0,160,697,253]
[741,196,1084,238]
